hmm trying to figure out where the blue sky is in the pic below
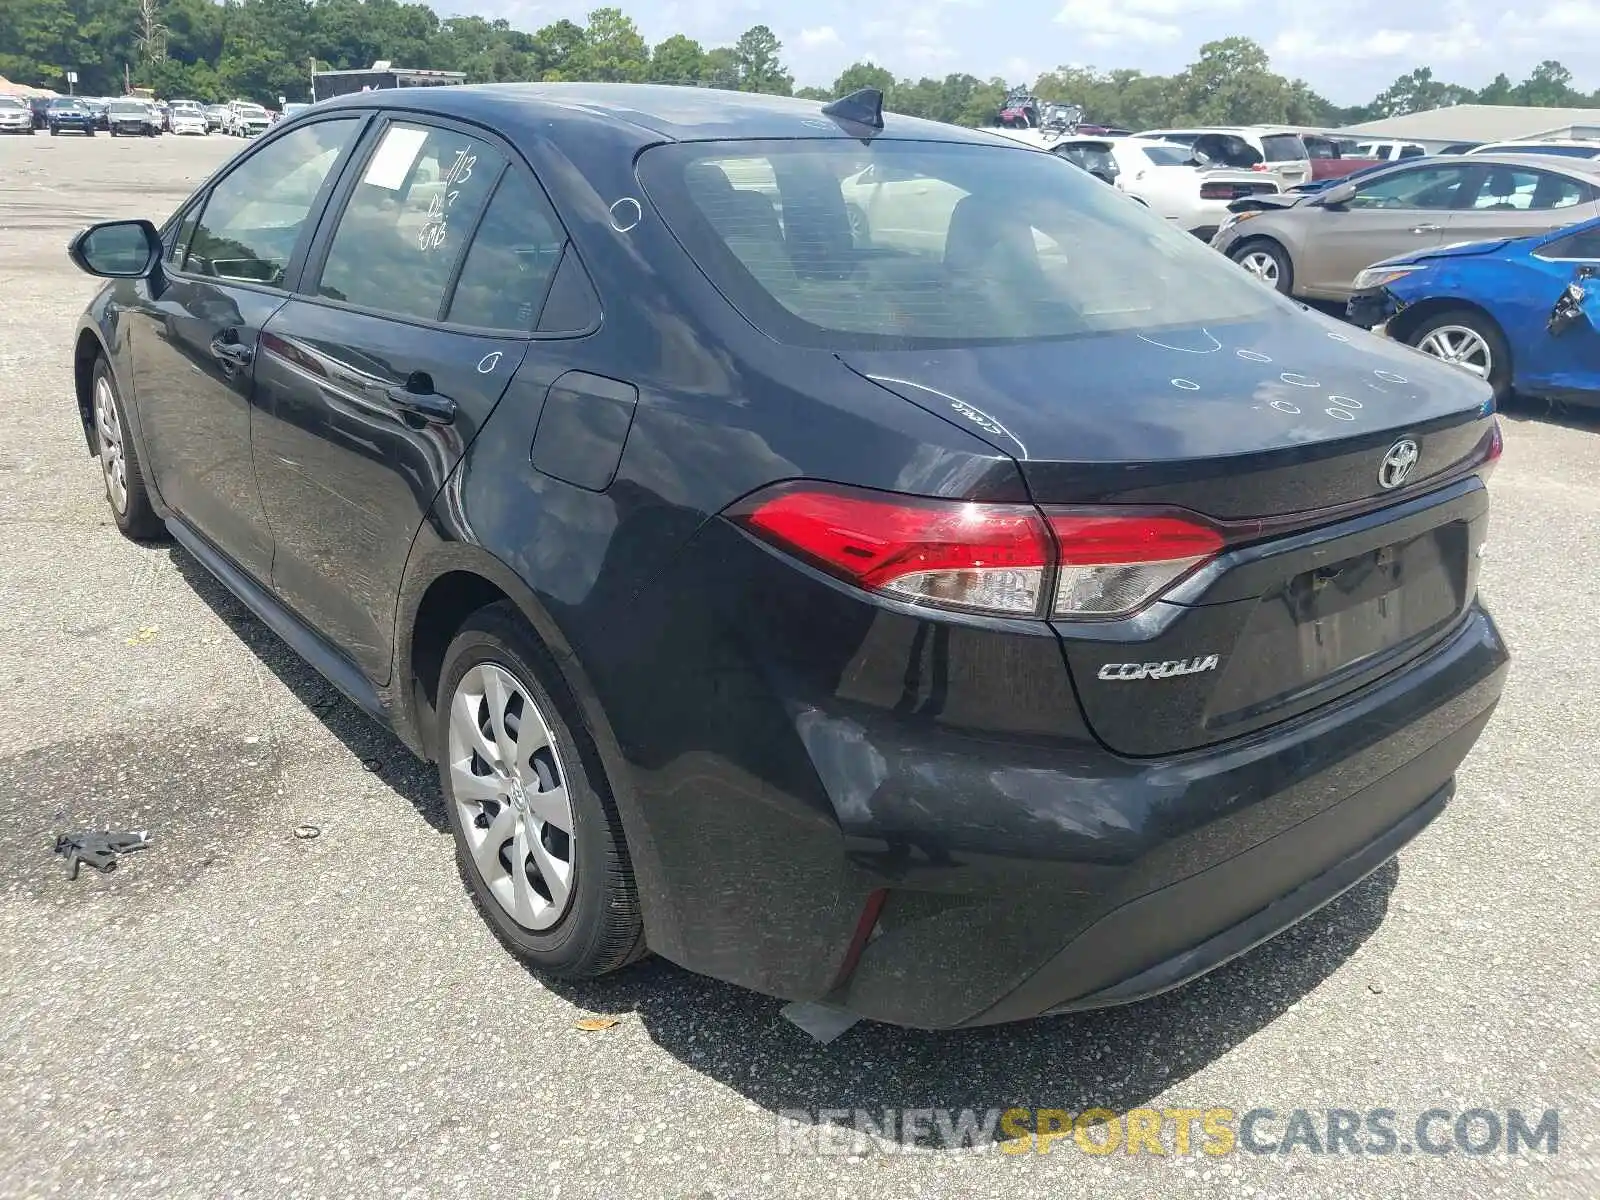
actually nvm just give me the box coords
[461,0,1600,107]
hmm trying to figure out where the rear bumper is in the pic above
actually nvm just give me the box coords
[600,520,1509,1029]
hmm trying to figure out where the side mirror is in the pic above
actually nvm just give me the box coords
[1320,181,1358,207]
[67,219,162,279]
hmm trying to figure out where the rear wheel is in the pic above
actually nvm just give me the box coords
[1406,309,1511,403]
[436,602,645,978]
[1230,238,1293,295]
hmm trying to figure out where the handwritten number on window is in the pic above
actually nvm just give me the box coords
[418,146,478,253]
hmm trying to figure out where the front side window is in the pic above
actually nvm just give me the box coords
[316,122,506,321]
[1349,166,1470,210]
[639,138,1278,349]
[183,118,359,287]
[446,171,567,331]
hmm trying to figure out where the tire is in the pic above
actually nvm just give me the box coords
[1229,238,1294,295]
[1404,308,1512,404]
[90,357,164,540]
[437,601,645,978]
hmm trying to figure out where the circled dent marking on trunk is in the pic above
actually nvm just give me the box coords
[1328,331,1351,342]
[1328,395,1362,409]
[1137,328,1222,353]
[1326,408,1356,421]
[1171,378,1200,390]
[864,374,1030,459]
[1236,349,1271,362]
[1280,372,1320,387]
[1270,400,1301,414]
[609,197,643,233]
[1375,369,1408,383]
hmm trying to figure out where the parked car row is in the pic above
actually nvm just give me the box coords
[4,94,307,139]
[1208,146,1600,406]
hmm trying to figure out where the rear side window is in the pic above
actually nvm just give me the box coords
[1467,168,1590,210]
[1261,134,1308,162]
[639,139,1275,350]
[1398,144,1426,158]
[446,171,567,331]
[316,122,506,321]
[1540,228,1600,259]
[183,118,359,287]
[1137,145,1190,166]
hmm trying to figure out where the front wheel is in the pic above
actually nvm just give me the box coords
[1229,239,1294,295]
[1405,309,1512,403]
[90,358,164,540]
[437,602,645,979]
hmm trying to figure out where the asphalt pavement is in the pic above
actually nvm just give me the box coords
[0,129,1595,1199]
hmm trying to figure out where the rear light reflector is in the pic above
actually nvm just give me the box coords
[1047,512,1224,616]
[1199,182,1238,200]
[729,482,1225,620]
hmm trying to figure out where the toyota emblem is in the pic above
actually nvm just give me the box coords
[1378,438,1420,490]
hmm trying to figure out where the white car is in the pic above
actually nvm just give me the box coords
[0,96,32,135]
[1108,138,1283,239]
[1464,139,1600,160]
[168,103,207,135]
[1353,139,1428,161]
[1135,126,1312,188]
[226,101,271,137]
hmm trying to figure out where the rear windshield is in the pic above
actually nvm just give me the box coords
[1261,134,1309,162]
[1138,145,1191,166]
[639,138,1277,350]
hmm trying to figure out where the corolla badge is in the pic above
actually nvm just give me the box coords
[1098,655,1220,682]
[1378,438,1420,490]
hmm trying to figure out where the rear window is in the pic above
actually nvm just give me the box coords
[1261,134,1308,162]
[1492,144,1600,159]
[1138,145,1190,166]
[639,139,1276,350]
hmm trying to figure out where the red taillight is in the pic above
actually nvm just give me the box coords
[1478,416,1503,479]
[1251,162,1269,171]
[1199,182,1237,200]
[729,482,1224,619]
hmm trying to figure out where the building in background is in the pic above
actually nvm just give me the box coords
[1341,104,1600,151]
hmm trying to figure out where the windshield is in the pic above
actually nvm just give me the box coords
[0,98,26,110]
[109,102,145,115]
[1261,134,1309,162]
[49,99,85,110]
[639,138,1277,350]
[239,105,267,116]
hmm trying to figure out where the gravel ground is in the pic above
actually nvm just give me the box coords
[0,130,1596,1200]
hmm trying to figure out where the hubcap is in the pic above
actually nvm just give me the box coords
[1237,251,1280,284]
[1415,325,1491,379]
[448,663,575,931]
[94,376,128,514]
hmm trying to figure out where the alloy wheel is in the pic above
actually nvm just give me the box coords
[1415,324,1491,379]
[1237,250,1280,285]
[448,662,576,931]
[94,376,128,514]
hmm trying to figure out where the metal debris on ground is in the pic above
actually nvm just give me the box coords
[293,824,321,840]
[779,1000,861,1044]
[53,829,152,880]
[573,1016,621,1031]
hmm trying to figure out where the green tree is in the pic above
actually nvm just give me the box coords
[733,24,791,94]
[649,33,703,85]
[583,7,647,82]
[702,45,739,90]
[533,18,588,81]
[832,61,894,98]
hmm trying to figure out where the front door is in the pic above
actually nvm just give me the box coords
[1296,163,1472,297]
[126,116,365,579]
[252,118,570,681]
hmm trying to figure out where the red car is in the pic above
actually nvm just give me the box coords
[1301,132,1385,181]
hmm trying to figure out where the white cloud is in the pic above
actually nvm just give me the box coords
[799,25,839,48]
[1055,3,1181,46]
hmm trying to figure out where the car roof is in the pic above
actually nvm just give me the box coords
[1451,152,1600,175]
[314,82,1013,146]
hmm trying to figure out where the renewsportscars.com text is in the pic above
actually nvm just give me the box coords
[775,1106,1560,1156]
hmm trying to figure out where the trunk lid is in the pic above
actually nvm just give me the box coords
[841,307,1498,756]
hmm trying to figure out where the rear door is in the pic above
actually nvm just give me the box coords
[252,116,569,681]
[1440,165,1600,244]
[1297,163,1472,296]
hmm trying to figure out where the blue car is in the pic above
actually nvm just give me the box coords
[1347,216,1600,407]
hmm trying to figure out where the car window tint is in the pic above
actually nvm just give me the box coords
[1261,135,1307,162]
[1398,145,1425,158]
[1349,166,1469,210]
[640,139,1276,350]
[1467,168,1586,210]
[1541,228,1600,258]
[445,171,566,331]
[183,119,359,287]
[316,122,505,321]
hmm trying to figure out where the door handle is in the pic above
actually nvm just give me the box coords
[384,377,457,425]
[209,335,253,368]
[1409,223,1442,234]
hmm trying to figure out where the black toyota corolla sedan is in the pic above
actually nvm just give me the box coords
[66,84,1508,1029]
